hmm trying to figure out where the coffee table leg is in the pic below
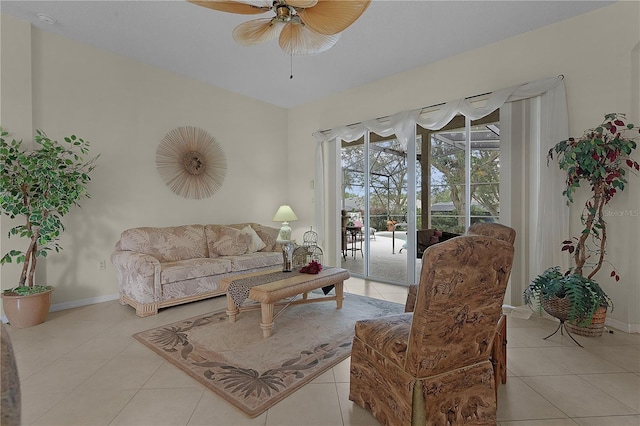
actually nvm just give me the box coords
[335,281,344,309]
[226,294,238,323]
[260,302,274,338]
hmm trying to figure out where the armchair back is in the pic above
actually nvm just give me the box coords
[406,235,514,378]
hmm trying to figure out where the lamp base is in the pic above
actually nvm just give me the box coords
[276,221,292,243]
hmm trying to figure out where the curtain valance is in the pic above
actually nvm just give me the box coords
[313,76,564,149]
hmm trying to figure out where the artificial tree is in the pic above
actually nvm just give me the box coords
[548,113,639,280]
[524,113,640,344]
[526,113,639,338]
[0,128,98,295]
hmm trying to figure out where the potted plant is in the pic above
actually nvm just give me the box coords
[524,266,612,325]
[0,128,98,328]
[526,113,638,337]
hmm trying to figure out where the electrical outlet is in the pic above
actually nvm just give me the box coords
[98,260,106,270]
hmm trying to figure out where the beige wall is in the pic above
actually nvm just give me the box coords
[2,2,639,330]
[1,14,288,309]
[287,1,640,330]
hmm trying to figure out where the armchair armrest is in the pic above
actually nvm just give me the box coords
[111,251,162,303]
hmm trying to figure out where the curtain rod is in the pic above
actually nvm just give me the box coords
[317,91,492,135]
[317,75,565,135]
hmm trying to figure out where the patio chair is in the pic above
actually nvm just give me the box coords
[349,235,514,425]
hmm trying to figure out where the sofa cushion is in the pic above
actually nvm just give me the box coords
[209,225,251,257]
[227,251,282,272]
[242,225,267,253]
[160,258,232,285]
[118,225,208,262]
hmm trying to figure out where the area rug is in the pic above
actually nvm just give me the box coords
[133,293,403,417]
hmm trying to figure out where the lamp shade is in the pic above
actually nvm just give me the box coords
[272,205,298,222]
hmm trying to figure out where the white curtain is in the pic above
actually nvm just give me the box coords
[313,77,565,147]
[313,76,569,300]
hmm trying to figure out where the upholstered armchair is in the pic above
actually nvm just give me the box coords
[349,235,514,425]
[467,222,516,245]
[406,223,516,311]
[405,222,516,401]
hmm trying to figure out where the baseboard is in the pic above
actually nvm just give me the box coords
[605,317,640,334]
[49,293,120,312]
[503,304,639,334]
[1,293,120,324]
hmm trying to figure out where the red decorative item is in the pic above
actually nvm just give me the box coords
[300,260,323,274]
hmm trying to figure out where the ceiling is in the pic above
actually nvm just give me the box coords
[1,1,613,109]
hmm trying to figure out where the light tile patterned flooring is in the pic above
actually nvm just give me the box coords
[5,277,640,425]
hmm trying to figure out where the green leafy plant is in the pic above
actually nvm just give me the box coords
[0,127,98,295]
[548,113,639,279]
[524,266,612,325]
[526,114,637,326]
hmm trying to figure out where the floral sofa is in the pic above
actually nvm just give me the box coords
[111,223,283,317]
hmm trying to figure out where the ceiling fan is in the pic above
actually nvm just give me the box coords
[188,0,371,55]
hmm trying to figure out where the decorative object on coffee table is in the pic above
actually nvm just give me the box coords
[156,126,226,199]
[281,241,294,272]
[293,227,323,269]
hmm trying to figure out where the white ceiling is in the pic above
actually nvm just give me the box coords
[1,1,613,108]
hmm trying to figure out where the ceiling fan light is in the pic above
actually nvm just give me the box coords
[275,3,292,21]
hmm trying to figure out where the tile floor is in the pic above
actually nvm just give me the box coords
[4,277,640,426]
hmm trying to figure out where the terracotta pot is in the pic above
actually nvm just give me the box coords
[1,287,54,329]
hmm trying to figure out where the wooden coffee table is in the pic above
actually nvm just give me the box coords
[219,267,350,337]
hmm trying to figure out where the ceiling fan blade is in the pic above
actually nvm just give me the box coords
[188,0,270,15]
[279,22,339,55]
[233,18,283,45]
[298,0,371,35]
[286,0,318,8]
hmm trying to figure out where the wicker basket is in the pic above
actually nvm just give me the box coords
[540,295,572,321]
[566,306,607,337]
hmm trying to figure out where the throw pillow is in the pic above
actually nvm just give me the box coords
[210,226,251,256]
[242,225,266,253]
[253,224,281,252]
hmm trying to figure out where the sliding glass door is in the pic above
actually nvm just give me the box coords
[338,111,500,286]
[340,132,417,286]
[367,134,409,284]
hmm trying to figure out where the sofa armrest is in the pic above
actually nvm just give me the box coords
[111,251,162,303]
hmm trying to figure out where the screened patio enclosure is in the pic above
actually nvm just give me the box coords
[340,111,501,285]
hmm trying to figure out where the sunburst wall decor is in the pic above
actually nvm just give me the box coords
[156,126,227,199]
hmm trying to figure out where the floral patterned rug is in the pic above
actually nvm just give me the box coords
[133,293,403,417]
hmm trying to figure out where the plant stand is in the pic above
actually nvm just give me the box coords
[542,318,583,347]
[541,296,583,347]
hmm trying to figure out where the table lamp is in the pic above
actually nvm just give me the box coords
[273,205,298,242]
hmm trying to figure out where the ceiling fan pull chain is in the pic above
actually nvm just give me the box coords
[290,51,294,79]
